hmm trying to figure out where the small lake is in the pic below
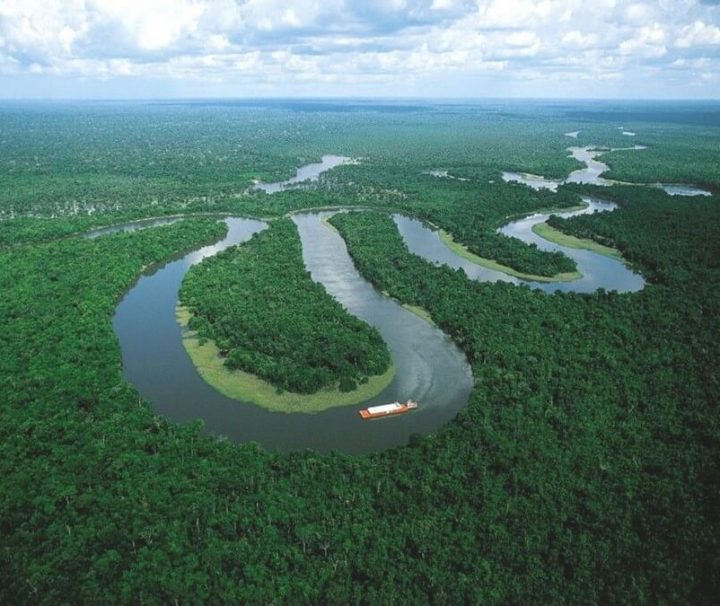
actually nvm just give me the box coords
[655,184,712,197]
[254,155,352,193]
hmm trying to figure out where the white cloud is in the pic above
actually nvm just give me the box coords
[619,24,667,58]
[0,0,89,59]
[561,31,599,49]
[676,20,720,47]
[0,0,719,97]
[88,0,206,51]
[624,3,655,26]
[505,31,539,48]
[479,0,565,29]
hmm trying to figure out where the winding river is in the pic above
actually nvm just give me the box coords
[395,198,645,294]
[254,155,352,193]
[107,145,667,452]
[502,145,712,197]
[111,211,472,454]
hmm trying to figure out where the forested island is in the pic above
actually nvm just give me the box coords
[0,99,718,604]
[179,218,393,409]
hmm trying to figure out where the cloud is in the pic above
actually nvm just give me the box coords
[676,20,720,47]
[624,3,656,26]
[561,31,600,49]
[0,0,719,97]
[619,24,667,58]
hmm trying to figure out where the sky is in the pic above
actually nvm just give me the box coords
[1,0,720,99]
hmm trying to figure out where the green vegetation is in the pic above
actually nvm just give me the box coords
[532,221,624,260]
[179,219,391,396]
[330,204,719,605]
[546,184,719,284]
[0,101,595,277]
[1,101,719,604]
[177,306,395,412]
[438,226,583,282]
[603,130,720,188]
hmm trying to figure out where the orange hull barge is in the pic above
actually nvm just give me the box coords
[359,400,418,420]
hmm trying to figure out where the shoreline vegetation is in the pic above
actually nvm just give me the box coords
[177,306,395,413]
[178,219,394,410]
[532,222,625,261]
[401,303,436,326]
[437,228,583,283]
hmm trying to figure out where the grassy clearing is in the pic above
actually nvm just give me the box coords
[532,223,624,261]
[437,229,582,283]
[177,307,395,414]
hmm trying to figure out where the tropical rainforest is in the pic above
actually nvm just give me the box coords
[180,218,390,395]
[0,99,718,604]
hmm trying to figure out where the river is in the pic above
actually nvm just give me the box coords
[110,211,472,454]
[394,197,645,294]
[106,150,654,453]
[502,145,711,196]
[254,155,352,193]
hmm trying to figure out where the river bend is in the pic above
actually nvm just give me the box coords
[105,149,658,452]
[111,212,472,454]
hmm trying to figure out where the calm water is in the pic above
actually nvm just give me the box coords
[110,147,653,453]
[565,147,619,186]
[87,217,182,239]
[254,155,351,193]
[655,183,712,197]
[395,197,645,294]
[113,213,472,454]
[501,171,561,192]
[502,144,710,196]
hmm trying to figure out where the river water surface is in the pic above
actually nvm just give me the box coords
[395,197,645,294]
[111,211,472,454]
[502,145,711,197]
[108,149,655,453]
[254,155,351,193]
[87,217,182,239]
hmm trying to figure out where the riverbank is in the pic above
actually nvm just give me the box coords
[402,303,435,326]
[531,223,624,261]
[177,306,396,413]
[437,228,582,283]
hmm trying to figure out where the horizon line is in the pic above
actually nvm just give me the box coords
[1,95,720,103]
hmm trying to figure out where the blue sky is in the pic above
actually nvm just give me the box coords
[1,0,720,99]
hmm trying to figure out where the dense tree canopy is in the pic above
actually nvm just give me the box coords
[180,219,391,394]
[1,101,718,604]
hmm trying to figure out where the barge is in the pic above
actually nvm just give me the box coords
[359,400,418,420]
